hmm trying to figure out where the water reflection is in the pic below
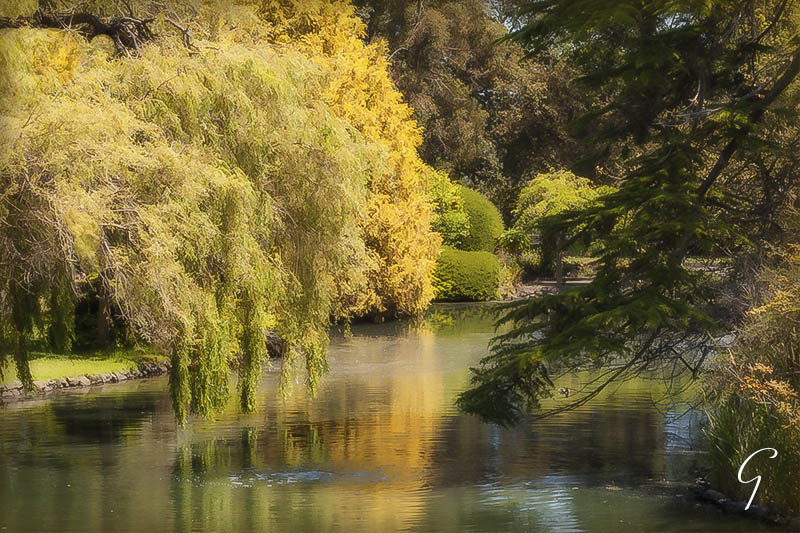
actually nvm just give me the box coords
[51,395,159,443]
[0,304,785,531]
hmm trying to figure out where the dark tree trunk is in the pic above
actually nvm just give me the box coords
[265,329,286,359]
[97,287,111,344]
[0,8,155,55]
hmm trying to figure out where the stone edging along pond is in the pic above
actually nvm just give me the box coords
[0,359,171,403]
[692,479,800,529]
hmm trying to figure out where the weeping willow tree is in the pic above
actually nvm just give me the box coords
[0,0,442,420]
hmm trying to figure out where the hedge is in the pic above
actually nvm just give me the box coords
[433,247,501,301]
[458,185,504,252]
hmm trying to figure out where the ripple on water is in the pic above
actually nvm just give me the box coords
[227,468,390,488]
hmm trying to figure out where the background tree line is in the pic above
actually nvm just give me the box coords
[352,0,591,218]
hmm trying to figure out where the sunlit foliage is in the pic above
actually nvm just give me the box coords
[501,170,616,274]
[427,168,471,249]
[432,247,501,302]
[0,1,442,420]
[263,1,442,317]
[706,245,800,514]
[502,170,615,250]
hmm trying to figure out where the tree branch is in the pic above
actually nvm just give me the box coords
[388,0,424,62]
[672,46,800,261]
[0,8,155,56]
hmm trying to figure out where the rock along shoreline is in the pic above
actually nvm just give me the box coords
[0,359,171,404]
[691,479,800,529]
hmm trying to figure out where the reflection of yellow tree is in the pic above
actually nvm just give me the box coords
[155,323,459,531]
[0,305,700,531]
[270,328,447,528]
[162,366,682,531]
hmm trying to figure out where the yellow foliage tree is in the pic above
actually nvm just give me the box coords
[260,1,441,316]
[0,0,442,419]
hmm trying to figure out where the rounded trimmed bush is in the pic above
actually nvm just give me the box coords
[433,247,501,301]
[458,185,504,252]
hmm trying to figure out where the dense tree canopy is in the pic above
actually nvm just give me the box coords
[0,0,447,420]
[352,0,585,214]
[458,0,800,425]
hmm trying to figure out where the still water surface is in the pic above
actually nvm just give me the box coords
[0,304,783,531]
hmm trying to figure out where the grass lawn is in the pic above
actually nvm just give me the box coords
[1,346,165,384]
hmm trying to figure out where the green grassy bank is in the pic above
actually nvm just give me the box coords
[1,347,165,385]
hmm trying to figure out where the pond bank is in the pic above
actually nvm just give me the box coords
[512,278,594,299]
[692,479,800,529]
[0,358,170,404]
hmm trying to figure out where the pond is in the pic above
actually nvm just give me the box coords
[0,304,784,531]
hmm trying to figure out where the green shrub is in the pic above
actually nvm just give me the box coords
[497,251,522,300]
[428,169,471,248]
[501,170,615,277]
[433,247,501,301]
[458,185,504,252]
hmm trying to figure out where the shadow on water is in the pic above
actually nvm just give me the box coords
[332,302,504,340]
[0,304,789,531]
[51,394,158,443]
